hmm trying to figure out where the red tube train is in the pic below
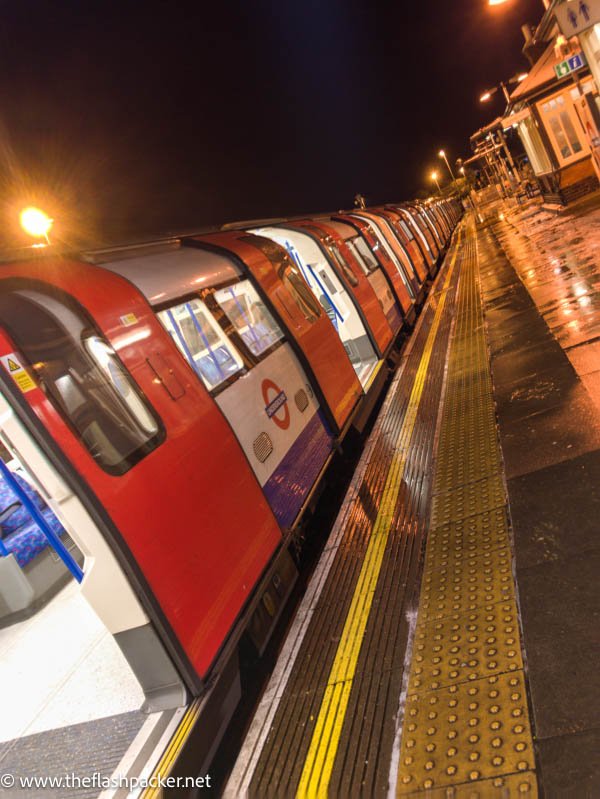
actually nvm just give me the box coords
[0,197,461,753]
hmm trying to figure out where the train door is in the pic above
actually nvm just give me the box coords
[349,213,418,301]
[383,208,433,280]
[293,221,393,356]
[406,207,441,260]
[431,204,451,239]
[155,278,334,530]
[344,233,403,333]
[251,226,379,389]
[333,215,414,320]
[396,208,437,268]
[420,206,446,249]
[377,210,429,283]
[0,372,182,782]
[0,274,282,683]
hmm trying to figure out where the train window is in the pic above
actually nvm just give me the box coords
[158,299,244,392]
[240,236,322,323]
[85,337,159,435]
[213,280,283,358]
[0,287,163,475]
[348,238,378,274]
[398,219,414,240]
[328,244,358,287]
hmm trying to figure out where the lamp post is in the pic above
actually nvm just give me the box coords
[438,149,456,181]
[431,171,442,194]
[479,72,528,106]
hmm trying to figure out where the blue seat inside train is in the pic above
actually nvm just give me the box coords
[0,471,66,568]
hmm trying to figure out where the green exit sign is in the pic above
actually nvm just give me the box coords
[554,53,586,79]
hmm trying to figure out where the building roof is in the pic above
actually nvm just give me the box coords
[510,40,573,102]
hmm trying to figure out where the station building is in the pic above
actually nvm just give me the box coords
[503,1,600,204]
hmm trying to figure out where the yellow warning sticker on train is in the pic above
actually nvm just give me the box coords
[0,353,36,393]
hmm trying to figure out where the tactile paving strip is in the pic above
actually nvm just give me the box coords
[396,218,537,796]
[430,475,506,528]
[398,673,535,795]
[399,772,538,799]
[425,508,512,571]
[408,601,523,693]
[419,547,514,622]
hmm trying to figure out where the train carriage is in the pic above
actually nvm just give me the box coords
[371,207,431,282]
[393,205,439,269]
[346,210,423,303]
[314,217,404,337]
[332,213,416,326]
[290,219,396,353]
[246,224,382,391]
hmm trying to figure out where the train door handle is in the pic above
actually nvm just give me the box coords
[146,353,186,400]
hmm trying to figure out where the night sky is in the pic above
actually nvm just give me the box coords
[1,0,543,248]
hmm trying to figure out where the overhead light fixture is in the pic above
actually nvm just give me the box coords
[19,207,53,242]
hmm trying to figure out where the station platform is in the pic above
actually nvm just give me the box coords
[225,206,600,798]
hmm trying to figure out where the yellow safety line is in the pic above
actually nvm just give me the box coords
[296,227,464,799]
[139,699,203,799]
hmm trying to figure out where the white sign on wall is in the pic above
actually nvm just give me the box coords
[555,0,600,37]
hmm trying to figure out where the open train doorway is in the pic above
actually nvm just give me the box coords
[0,386,183,794]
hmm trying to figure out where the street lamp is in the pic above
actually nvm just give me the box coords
[488,0,549,7]
[19,207,53,244]
[438,149,456,181]
[431,171,442,194]
[479,72,528,104]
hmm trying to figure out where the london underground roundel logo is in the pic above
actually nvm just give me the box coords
[262,378,290,430]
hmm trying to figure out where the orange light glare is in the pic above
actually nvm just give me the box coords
[431,171,438,180]
[517,73,528,82]
[20,207,53,239]
[438,150,445,158]
[480,91,492,102]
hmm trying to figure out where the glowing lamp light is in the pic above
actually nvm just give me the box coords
[431,171,438,180]
[20,207,53,241]
[480,91,492,102]
[517,73,528,82]
[438,150,445,158]
[489,0,510,5]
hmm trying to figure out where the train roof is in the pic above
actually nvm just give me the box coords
[313,219,359,240]
[92,241,242,305]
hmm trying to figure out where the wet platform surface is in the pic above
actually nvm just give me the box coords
[224,204,600,798]
[477,202,600,797]
[489,194,600,416]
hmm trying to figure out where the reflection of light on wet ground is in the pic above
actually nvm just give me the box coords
[491,198,600,351]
